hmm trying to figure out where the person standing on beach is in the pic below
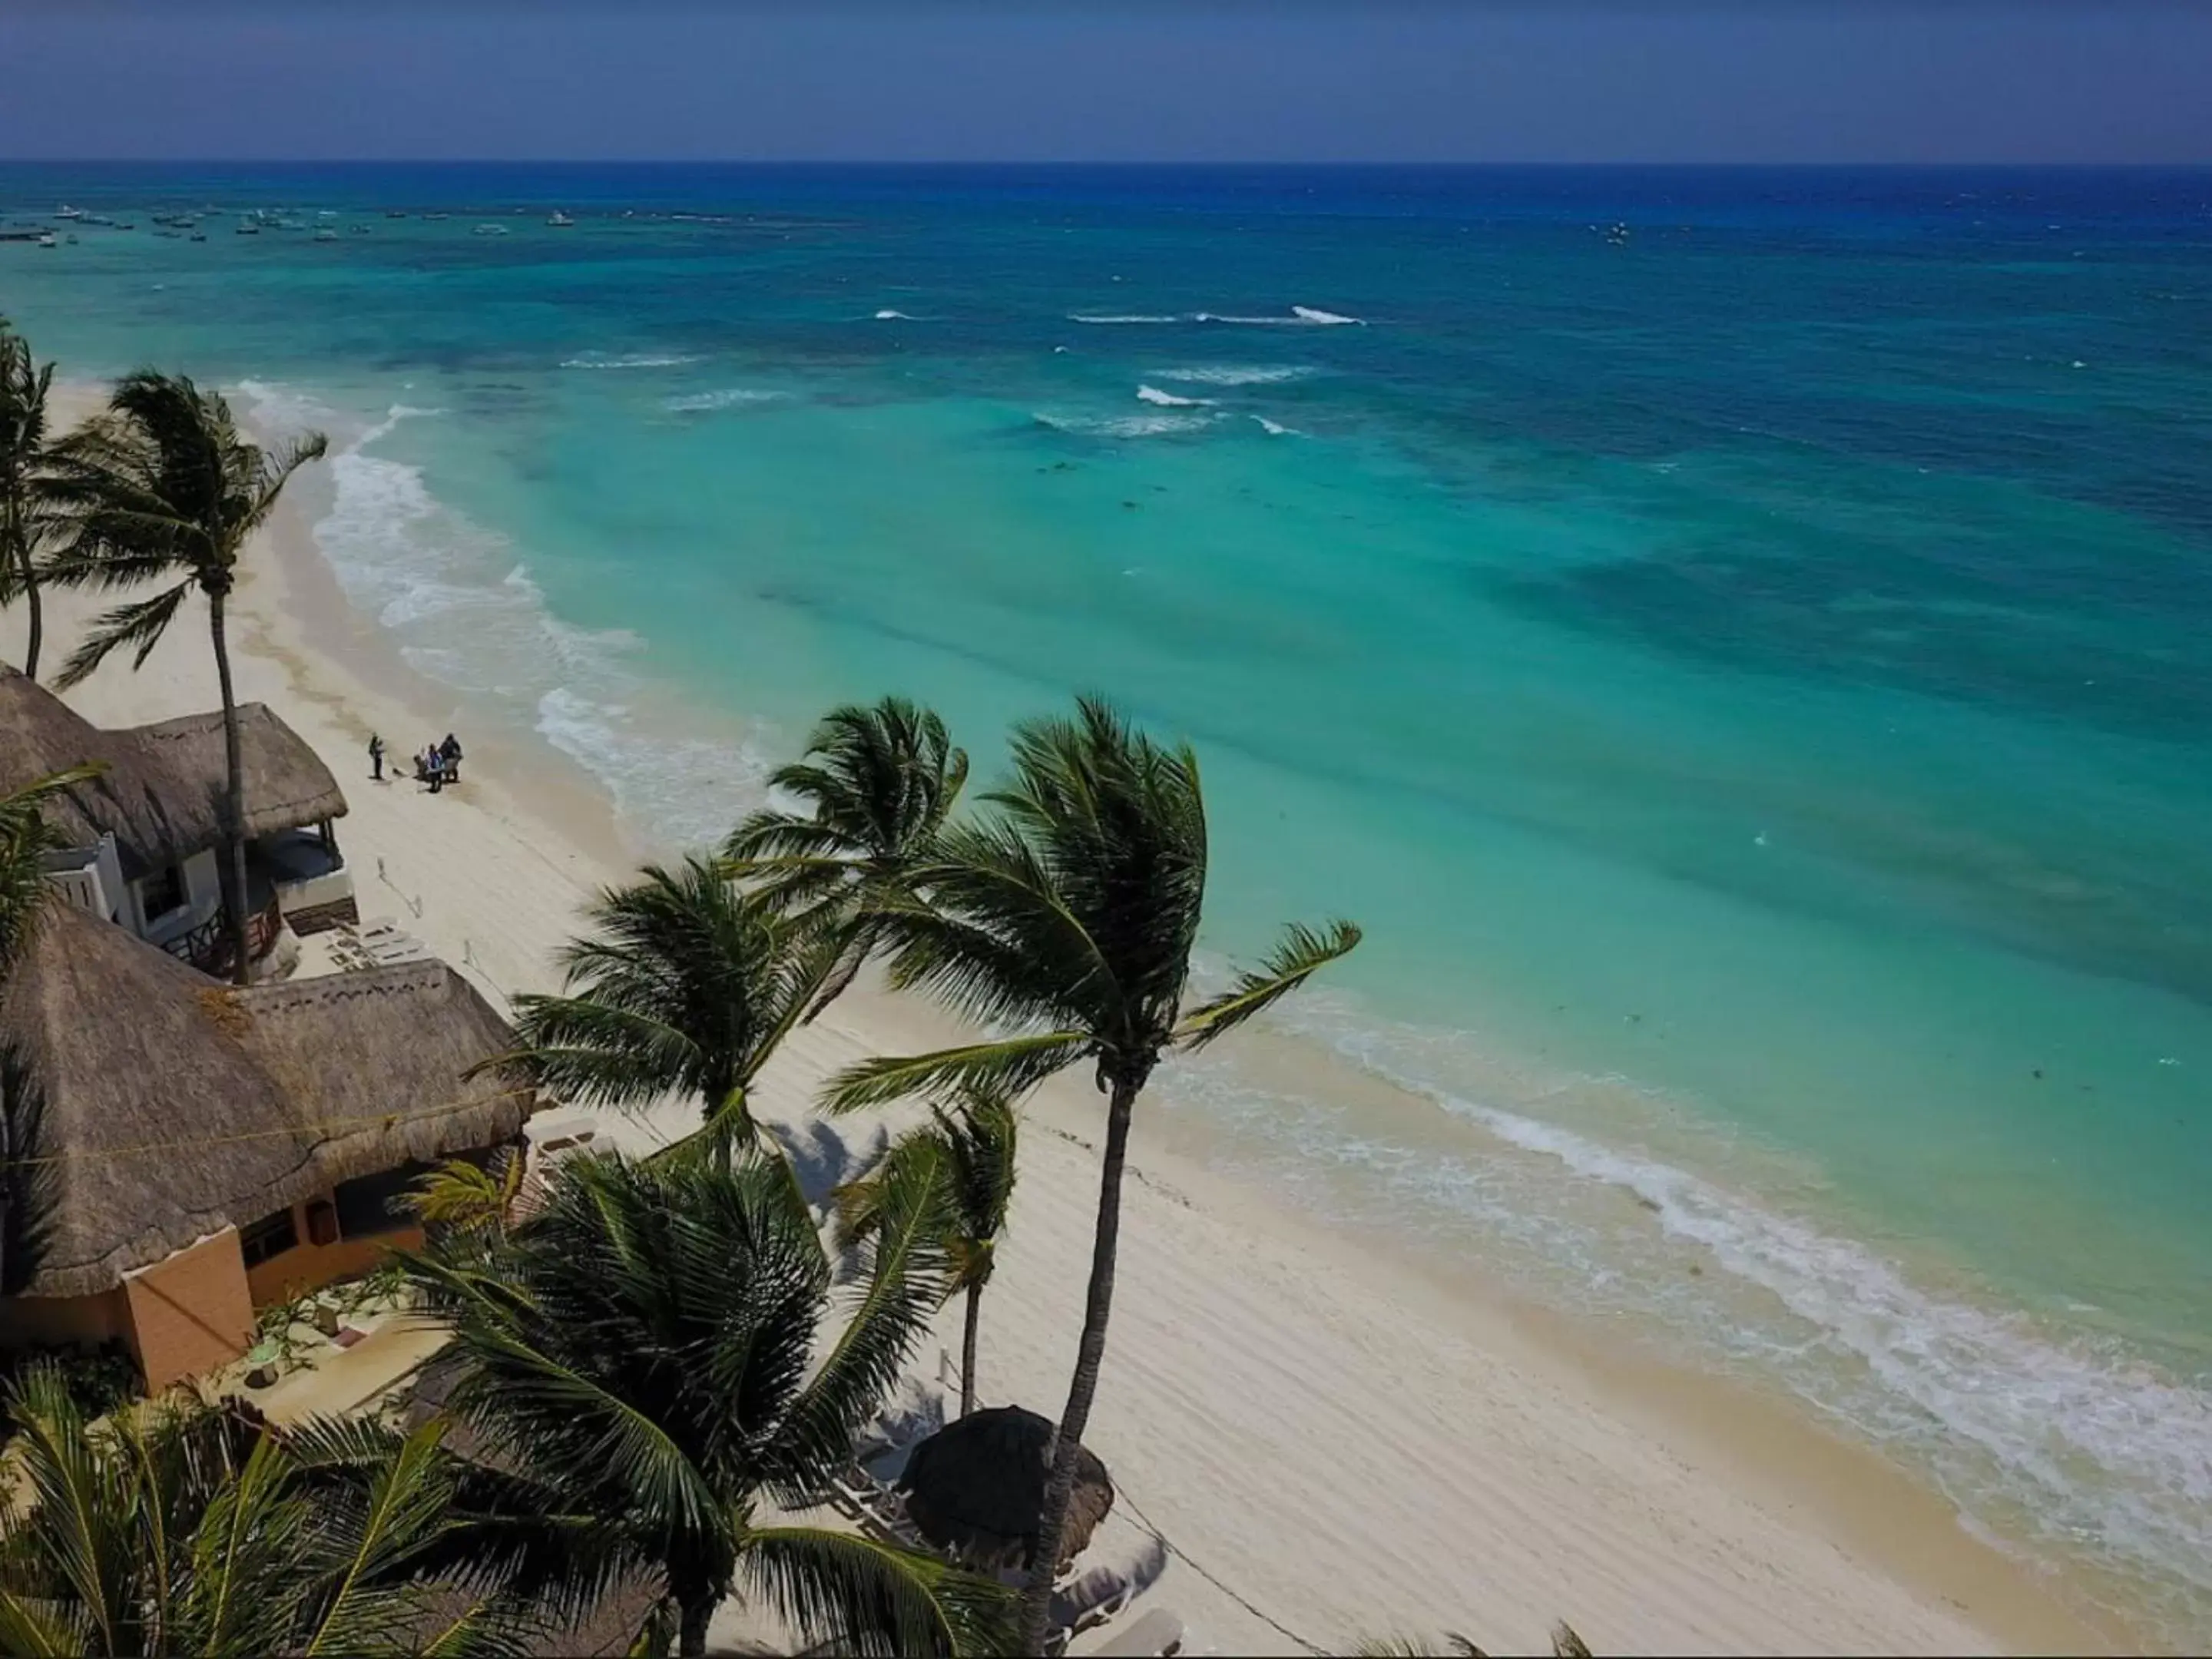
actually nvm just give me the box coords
[439,732,463,785]
[369,733,385,781]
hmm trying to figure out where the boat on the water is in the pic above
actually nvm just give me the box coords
[473,223,510,237]
[547,211,575,227]
[236,221,260,236]
[314,227,338,241]
[54,206,83,220]
[36,233,55,248]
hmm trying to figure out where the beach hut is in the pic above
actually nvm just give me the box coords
[0,904,535,1390]
[897,1404,1117,1572]
[0,665,357,976]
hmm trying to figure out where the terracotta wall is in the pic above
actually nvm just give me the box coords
[240,1197,423,1310]
[121,1228,255,1393]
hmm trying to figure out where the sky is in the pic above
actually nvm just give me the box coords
[2,2,2208,165]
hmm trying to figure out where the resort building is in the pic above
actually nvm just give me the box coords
[1,663,357,979]
[0,902,534,1390]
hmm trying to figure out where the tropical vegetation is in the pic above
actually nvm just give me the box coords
[482,857,835,1162]
[725,696,968,1017]
[824,695,1359,1650]
[833,1084,1018,1420]
[0,320,58,682]
[38,372,326,983]
[398,1147,1011,1657]
[0,1364,524,1656]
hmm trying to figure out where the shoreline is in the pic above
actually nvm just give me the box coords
[16,382,2128,1654]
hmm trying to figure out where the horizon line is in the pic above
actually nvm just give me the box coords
[7,156,2212,170]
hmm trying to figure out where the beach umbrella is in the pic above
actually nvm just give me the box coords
[898,1405,1115,1572]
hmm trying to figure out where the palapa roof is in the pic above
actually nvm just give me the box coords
[0,665,346,878]
[899,1405,1116,1572]
[124,704,349,845]
[0,904,531,1299]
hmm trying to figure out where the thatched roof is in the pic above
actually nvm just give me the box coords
[899,1406,1116,1572]
[124,704,348,843]
[0,905,531,1299]
[0,665,205,880]
[0,665,345,879]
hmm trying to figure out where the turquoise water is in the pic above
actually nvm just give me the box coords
[5,164,2210,1639]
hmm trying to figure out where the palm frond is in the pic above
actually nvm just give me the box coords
[51,578,193,689]
[741,1525,1013,1657]
[0,763,104,968]
[1174,919,1362,1050]
[822,1030,1091,1115]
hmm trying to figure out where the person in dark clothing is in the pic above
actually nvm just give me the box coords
[369,733,385,781]
[439,732,463,785]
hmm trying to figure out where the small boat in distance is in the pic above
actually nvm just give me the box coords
[314,227,338,241]
[236,221,260,236]
[55,206,83,220]
[36,233,56,248]
[473,223,510,237]
[547,210,575,227]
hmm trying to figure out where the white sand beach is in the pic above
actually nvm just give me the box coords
[3,386,2118,1657]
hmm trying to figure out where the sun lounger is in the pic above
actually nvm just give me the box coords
[1081,1607,1184,1658]
[366,935,432,965]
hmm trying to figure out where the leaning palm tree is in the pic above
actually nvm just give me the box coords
[724,697,967,1017]
[39,370,326,984]
[0,1363,521,1656]
[400,1149,1011,1658]
[0,320,58,680]
[826,696,1360,1651]
[481,858,833,1164]
[834,1084,1018,1420]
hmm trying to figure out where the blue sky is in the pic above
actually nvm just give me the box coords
[2,2,2208,164]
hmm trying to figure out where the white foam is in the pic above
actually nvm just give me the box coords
[1194,307,1365,326]
[1069,313,1180,324]
[1296,1018,2212,1628]
[1033,410,1220,439]
[559,351,700,369]
[1154,365,1316,386]
[1251,416,1298,436]
[535,687,773,851]
[660,388,788,412]
[873,309,912,320]
[1136,384,1212,408]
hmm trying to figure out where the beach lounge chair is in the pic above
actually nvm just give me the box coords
[1081,1606,1184,1658]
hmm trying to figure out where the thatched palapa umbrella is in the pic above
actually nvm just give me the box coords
[897,1405,1114,1572]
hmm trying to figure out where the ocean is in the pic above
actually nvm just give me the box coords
[3,162,2208,1643]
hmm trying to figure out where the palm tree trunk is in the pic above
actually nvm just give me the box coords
[959,1280,982,1419]
[15,545,39,682]
[209,589,253,986]
[677,1594,713,1659]
[1016,1077,1137,1654]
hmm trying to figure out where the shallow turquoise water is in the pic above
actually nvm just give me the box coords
[4,164,2210,1638]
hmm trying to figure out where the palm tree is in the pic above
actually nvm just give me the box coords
[724,697,967,1018]
[0,1363,520,1656]
[401,1146,528,1240]
[834,1085,1018,1420]
[400,1149,1012,1658]
[0,320,58,681]
[482,858,833,1164]
[826,696,1360,1651]
[40,370,326,985]
[0,764,101,974]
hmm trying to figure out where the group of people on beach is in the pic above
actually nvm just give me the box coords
[368,731,464,793]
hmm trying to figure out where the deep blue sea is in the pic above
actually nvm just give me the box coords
[4,163,2210,1641]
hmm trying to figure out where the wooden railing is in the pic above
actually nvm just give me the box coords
[160,896,284,978]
